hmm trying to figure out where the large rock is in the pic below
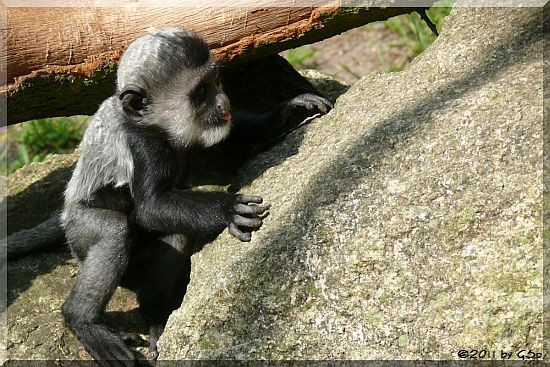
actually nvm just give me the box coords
[158,5,544,360]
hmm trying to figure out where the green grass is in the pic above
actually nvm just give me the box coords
[284,45,319,69]
[381,1,454,72]
[284,2,453,76]
[6,116,88,173]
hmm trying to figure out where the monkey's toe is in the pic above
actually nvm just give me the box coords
[119,332,146,346]
[149,349,159,360]
[147,325,164,361]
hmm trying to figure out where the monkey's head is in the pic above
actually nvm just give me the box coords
[117,28,232,148]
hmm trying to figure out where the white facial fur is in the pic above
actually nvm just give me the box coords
[200,123,232,147]
[143,57,231,148]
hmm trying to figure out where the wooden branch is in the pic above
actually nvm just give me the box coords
[2,5,427,124]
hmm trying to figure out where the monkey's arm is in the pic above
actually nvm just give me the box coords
[229,93,333,143]
[128,127,267,241]
[136,190,266,241]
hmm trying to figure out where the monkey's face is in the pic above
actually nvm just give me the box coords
[146,62,232,148]
[187,65,232,147]
[117,29,232,148]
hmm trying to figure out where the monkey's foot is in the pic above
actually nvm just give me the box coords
[68,323,137,367]
[119,331,146,346]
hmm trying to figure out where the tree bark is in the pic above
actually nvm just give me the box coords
[2,4,428,124]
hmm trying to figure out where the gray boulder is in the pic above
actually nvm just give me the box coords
[158,5,544,360]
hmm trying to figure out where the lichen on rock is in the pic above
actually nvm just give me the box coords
[158,5,544,360]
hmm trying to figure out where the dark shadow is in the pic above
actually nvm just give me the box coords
[184,128,309,190]
[7,164,74,235]
[6,162,74,306]
[193,9,544,355]
[184,55,341,189]
[104,308,149,337]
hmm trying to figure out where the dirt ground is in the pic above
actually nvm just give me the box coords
[282,22,414,84]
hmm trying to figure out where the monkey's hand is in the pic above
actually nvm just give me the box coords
[285,93,333,114]
[276,93,333,133]
[227,195,270,242]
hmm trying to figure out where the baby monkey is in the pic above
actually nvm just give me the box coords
[59,28,332,366]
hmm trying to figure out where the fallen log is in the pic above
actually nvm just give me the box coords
[2,3,429,124]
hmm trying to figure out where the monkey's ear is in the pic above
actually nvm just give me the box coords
[119,85,148,120]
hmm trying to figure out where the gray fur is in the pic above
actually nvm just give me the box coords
[118,28,228,148]
[143,64,231,148]
[117,28,209,94]
[63,97,134,205]
[61,203,135,364]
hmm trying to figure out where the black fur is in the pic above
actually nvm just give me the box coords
[124,121,233,236]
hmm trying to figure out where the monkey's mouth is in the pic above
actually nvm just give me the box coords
[217,112,232,124]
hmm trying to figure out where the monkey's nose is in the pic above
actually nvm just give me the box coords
[216,94,231,115]
[216,95,231,123]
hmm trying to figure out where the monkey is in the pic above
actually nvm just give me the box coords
[9,28,332,366]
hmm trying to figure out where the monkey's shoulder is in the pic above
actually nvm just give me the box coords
[82,97,126,143]
[65,97,135,203]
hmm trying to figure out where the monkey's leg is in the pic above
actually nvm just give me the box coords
[135,233,192,360]
[62,206,136,367]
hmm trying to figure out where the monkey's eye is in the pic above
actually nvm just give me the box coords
[194,84,207,100]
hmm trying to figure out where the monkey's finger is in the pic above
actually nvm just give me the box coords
[233,203,270,216]
[293,94,333,113]
[290,95,316,110]
[319,98,334,113]
[252,203,271,215]
[229,223,252,242]
[236,194,263,204]
[233,215,262,229]
[233,203,256,215]
[305,94,334,113]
